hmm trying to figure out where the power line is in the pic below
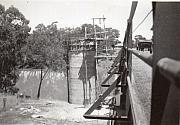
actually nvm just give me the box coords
[133,9,152,33]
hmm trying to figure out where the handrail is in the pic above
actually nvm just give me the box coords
[83,114,129,121]
[157,58,180,89]
[128,49,153,67]
[128,2,138,22]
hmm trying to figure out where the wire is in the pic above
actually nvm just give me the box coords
[133,9,152,33]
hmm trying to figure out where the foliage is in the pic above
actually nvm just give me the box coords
[0,4,30,92]
[25,23,66,72]
[25,23,66,99]
[59,23,120,52]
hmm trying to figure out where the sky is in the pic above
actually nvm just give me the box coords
[0,0,153,41]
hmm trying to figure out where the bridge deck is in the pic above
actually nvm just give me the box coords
[129,52,152,125]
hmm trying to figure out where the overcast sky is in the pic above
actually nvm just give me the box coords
[1,0,153,41]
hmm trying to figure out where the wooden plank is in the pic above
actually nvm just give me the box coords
[128,49,153,67]
[128,1,138,22]
[94,55,117,58]
[111,65,118,67]
[84,114,129,121]
[101,65,120,86]
[108,61,120,74]
[107,71,121,74]
[101,84,124,87]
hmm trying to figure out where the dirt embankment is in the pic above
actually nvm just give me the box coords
[0,99,108,125]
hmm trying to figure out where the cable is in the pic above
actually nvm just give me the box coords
[133,9,152,33]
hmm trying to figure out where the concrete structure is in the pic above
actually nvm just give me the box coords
[69,51,96,105]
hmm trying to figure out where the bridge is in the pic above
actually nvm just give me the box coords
[83,2,180,125]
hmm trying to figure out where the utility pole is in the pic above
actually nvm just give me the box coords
[92,18,97,57]
[92,17,106,99]
[102,16,107,57]
[92,17,107,57]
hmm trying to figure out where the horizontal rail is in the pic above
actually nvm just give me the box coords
[107,72,121,74]
[101,84,124,87]
[97,48,118,52]
[86,31,108,36]
[128,49,153,67]
[69,49,95,52]
[94,55,117,58]
[157,58,180,89]
[84,114,129,121]
[69,44,95,46]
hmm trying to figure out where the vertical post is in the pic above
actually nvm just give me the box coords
[85,59,89,103]
[126,21,132,116]
[93,19,97,58]
[66,39,70,103]
[82,43,86,105]
[93,18,98,99]
[128,22,132,79]
[84,41,89,104]
[85,27,87,39]
[103,16,107,57]
[121,1,137,122]
[93,17,108,99]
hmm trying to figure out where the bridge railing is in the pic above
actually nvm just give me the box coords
[125,2,180,125]
[84,2,180,125]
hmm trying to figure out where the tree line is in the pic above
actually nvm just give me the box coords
[0,4,120,98]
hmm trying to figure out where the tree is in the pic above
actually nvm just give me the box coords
[26,23,66,99]
[63,24,120,50]
[0,4,30,93]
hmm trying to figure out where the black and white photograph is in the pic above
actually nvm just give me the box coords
[0,0,179,125]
